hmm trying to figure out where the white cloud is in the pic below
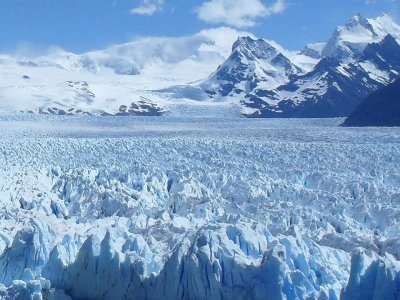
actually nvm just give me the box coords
[196,0,286,28]
[130,0,163,16]
[365,0,394,3]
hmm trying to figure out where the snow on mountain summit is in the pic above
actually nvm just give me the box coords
[0,27,253,116]
[199,36,302,99]
[30,27,251,79]
[0,14,399,118]
[239,14,400,118]
[322,14,400,62]
[368,13,400,40]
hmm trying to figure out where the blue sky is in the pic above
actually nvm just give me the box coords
[0,0,399,54]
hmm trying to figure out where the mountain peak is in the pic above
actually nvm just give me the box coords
[367,13,400,40]
[349,14,368,25]
[347,14,378,36]
[231,36,280,62]
[232,36,256,51]
[234,36,255,44]
[380,33,399,46]
[322,14,400,62]
[232,36,273,50]
[200,35,300,98]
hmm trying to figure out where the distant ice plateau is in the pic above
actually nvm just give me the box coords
[0,116,399,299]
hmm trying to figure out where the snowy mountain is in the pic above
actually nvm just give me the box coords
[239,14,400,117]
[0,28,251,116]
[322,14,400,63]
[242,58,377,117]
[2,11,400,300]
[200,36,302,98]
[359,34,400,83]
[159,36,318,110]
[27,27,247,79]
[0,14,399,118]
[343,78,400,126]
[300,43,326,59]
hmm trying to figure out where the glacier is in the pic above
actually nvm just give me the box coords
[0,116,399,299]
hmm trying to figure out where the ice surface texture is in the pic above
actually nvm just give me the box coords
[0,116,399,299]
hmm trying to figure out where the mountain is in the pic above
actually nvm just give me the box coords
[238,14,400,118]
[0,14,399,118]
[29,27,249,81]
[0,28,252,116]
[200,37,302,98]
[242,59,377,117]
[343,78,400,126]
[358,34,400,83]
[242,33,400,117]
[300,43,326,59]
[158,36,315,103]
[321,14,400,63]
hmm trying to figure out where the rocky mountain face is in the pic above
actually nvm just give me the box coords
[198,14,400,118]
[343,78,400,126]
[0,14,399,119]
[242,34,400,117]
[200,37,301,98]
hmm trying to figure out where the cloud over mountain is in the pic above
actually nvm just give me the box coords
[196,0,286,28]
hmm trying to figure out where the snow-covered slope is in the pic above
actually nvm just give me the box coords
[0,117,399,299]
[200,37,302,98]
[322,14,400,62]
[160,14,400,118]
[242,57,379,117]
[241,14,400,117]
[0,14,399,118]
[300,43,326,59]
[28,27,248,81]
[159,36,318,110]
[0,28,250,116]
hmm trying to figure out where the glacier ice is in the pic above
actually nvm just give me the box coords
[0,116,399,299]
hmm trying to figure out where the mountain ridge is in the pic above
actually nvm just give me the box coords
[235,14,400,118]
[0,14,399,118]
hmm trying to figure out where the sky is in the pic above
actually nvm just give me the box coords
[0,0,399,54]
